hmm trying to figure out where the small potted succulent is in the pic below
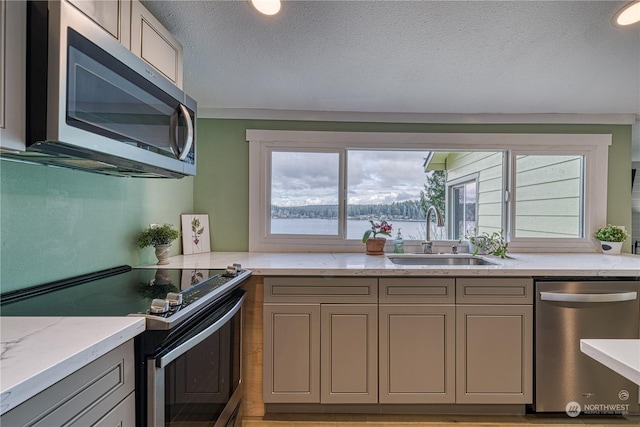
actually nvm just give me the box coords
[594,224,629,255]
[137,223,181,265]
[362,219,392,255]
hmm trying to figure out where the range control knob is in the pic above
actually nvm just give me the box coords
[166,292,183,307]
[225,265,238,276]
[150,298,169,314]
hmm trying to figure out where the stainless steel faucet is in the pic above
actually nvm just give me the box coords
[423,206,445,253]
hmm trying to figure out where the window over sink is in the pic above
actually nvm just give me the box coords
[247,130,610,253]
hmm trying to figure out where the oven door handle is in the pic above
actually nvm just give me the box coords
[157,293,245,368]
[540,291,637,303]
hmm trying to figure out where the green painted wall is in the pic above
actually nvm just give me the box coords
[0,160,193,292]
[195,119,632,253]
[0,120,632,292]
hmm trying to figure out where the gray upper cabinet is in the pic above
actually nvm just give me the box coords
[0,0,26,152]
[131,0,183,88]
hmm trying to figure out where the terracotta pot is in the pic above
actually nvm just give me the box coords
[154,244,172,265]
[599,241,622,255]
[365,238,386,255]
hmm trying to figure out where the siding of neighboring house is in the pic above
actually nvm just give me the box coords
[444,152,504,235]
[444,152,583,238]
[514,155,582,237]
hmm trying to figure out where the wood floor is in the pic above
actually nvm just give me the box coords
[242,413,640,427]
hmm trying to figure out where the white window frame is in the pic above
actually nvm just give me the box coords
[247,130,611,253]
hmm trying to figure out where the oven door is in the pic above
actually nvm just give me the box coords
[147,290,244,427]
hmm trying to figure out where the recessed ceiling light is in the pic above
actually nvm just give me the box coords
[251,0,281,16]
[613,0,640,27]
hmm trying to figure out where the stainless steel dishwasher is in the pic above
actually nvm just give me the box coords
[535,279,639,414]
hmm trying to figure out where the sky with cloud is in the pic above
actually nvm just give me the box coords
[271,150,431,207]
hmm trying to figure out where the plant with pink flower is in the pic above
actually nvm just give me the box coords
[362,219,393,243]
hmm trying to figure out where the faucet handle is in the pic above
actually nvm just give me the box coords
[451,245,458,254]
[422,241,433,254]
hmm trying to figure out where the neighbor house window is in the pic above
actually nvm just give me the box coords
[247,130,610,253]
[448,176,478,240]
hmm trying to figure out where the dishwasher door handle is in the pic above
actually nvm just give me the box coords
[540,291,637,303]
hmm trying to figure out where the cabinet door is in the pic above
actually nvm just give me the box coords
[263,304,320,403]
[65,0,131,47]
[321,304,378,404]
[130,0,183,87]
[0,0,26,152]
[88,392,135,427]
[456,305,533,404]
[379,304,455,403]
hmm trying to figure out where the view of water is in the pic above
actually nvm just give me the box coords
[271,218,428,240]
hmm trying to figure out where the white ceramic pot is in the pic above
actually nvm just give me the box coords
[599,241,622,255]
[154,244,172,264]
[468,241,487,255]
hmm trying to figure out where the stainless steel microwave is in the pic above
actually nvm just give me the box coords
[11,1,197,178]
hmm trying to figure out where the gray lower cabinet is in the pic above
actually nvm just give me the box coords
[263,303,321,403]
[1,340,135,426]
[378,278,455,404]
[455,277,533,404]
[321,304,378,404]
[263,277,377,404]
[263,276,533,407]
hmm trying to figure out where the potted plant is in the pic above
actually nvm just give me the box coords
[137,223,181,265]
[461,228,511,259]
[594,224,629,255]
[362,220,392,255]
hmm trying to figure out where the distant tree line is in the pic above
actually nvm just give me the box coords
[271,170,447,222]
[271,200,425,220]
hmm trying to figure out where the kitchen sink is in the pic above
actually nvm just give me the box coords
[387,254,497,266]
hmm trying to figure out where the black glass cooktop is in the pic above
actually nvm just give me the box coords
[0,266,237,318]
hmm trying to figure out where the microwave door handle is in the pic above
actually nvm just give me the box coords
[540,291,637,303]
[169,104,194,161]
[157,293,245,368]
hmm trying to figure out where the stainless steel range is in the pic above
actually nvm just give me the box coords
[1,264,251,427]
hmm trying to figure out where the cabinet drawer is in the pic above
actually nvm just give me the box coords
[379,278,455,304]
[264,277,377,303]
[1,340,135,426]
[456,278,533,304]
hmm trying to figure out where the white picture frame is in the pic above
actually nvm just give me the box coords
[181,214,211,254]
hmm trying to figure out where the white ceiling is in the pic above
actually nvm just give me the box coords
[143,0,640,121]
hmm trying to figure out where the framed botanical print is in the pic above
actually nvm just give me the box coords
[181,214,211,254]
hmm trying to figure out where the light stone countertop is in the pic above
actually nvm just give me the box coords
[580,339,640,386]
[139,252,640,277]
[0,317,145,416]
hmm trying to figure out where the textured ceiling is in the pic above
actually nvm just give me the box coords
[142,0,640,118]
